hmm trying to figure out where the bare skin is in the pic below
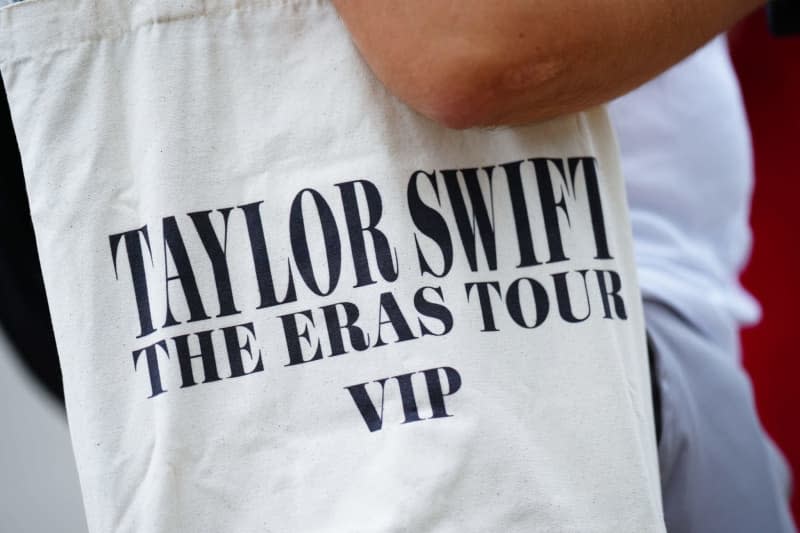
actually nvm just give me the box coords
[332,0,765,128]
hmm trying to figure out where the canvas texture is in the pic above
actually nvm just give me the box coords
[0,0,664,531]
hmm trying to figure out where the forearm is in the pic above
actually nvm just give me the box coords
[332,0,765,128]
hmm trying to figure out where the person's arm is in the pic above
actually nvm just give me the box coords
[332,0,765,128]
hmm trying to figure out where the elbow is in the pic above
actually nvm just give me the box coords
[402,57,563,130]
[356,34,565,129]
[384,51,509,130]
[336,6,569,129]
[414,88,492,131]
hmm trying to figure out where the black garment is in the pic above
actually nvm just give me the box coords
[647,332,663,444]
[0,74,64,406]
[768,0,800,36]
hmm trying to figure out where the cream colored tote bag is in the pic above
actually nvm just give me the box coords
[0,0,664,531]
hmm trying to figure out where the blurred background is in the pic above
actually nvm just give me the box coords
[0,331,88,531]
[733,8,800,523]
[0,6,797,532]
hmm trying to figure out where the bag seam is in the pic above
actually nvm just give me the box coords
[0,0,326,67]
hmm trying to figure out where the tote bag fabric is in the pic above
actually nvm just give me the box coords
[0,0,664,531]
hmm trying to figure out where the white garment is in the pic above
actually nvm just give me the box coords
[610,37,760,351]
[611,38,796,533]
[0,0,663,531]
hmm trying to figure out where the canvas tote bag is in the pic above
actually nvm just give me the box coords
[0,0,665,531]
